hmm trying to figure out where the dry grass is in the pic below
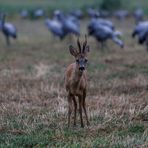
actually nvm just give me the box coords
[0,17,148,147]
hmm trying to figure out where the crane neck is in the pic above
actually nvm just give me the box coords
[1,14,5,27]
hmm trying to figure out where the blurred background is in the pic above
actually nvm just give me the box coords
[0,0,148,15]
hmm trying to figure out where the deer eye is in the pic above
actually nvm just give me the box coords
[76,59,79,63]
[85,59,88,63]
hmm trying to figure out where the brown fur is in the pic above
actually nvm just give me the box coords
[64,36,90,127]
[65,63,87,96]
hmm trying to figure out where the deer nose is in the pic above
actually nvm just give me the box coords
[79,66,85,71]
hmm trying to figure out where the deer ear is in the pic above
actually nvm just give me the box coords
[69,45,78,57]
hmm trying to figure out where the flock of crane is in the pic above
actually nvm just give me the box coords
[0,7,148,51]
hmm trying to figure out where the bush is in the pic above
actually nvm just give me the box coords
[100,0,122,11]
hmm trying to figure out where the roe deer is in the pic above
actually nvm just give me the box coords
[65,35,90,127]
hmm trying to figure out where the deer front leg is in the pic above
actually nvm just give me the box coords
[78,95,84,128]
[68,93,73,128]
[82,92,90,126]
[72,96,77,126]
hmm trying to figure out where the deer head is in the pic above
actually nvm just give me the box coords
[69,35,90,72]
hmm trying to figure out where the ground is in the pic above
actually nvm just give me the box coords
[0,17,147,147]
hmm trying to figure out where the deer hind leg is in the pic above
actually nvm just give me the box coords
[68,93,73,128]
[78,95,84,128]
[82,91,90,126]
[72,96,77,126]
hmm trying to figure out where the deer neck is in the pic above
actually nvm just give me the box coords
[72,64,83,84]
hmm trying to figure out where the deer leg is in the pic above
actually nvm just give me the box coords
[68,94,73,128]
[82,92,90,126]
[72,96,77,126]
[78,95,84,128]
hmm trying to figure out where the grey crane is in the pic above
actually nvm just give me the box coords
[93,25,124,49]
[45,10,80,40]
[0,14,17,45]
[114,10,129,21]
[45,11,66,40]
[55,10,80,36]
[99,10,110,18]
[70,9,83,19]
[133,8,144,24]
[132,21,148,38]
[88,19,123,49]
[20,9,29,19]
[88,18,115,34]
[132,21,148,51]
[33,8,45,19]
[87,7,100,18]
[45,18,65,39]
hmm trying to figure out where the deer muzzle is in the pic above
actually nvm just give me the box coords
[79,66,85,71]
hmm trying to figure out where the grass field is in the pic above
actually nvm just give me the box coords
[0,16,148,147]
[0,0,100,14]
[0,0,148,14]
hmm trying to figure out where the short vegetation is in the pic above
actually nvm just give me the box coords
[0,0,148,147]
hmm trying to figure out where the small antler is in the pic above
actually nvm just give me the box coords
[77,36,81,53]
[82,35,87,53]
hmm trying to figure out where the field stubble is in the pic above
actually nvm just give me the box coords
[0,18,148,147]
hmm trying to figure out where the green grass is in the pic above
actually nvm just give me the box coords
[88,62,108,73]
[0,0,148,14]
[0,115,147,147]
[0,0,101,14]
[108,64,148,79]
[124,64,148,75]
[107,70,135,79]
